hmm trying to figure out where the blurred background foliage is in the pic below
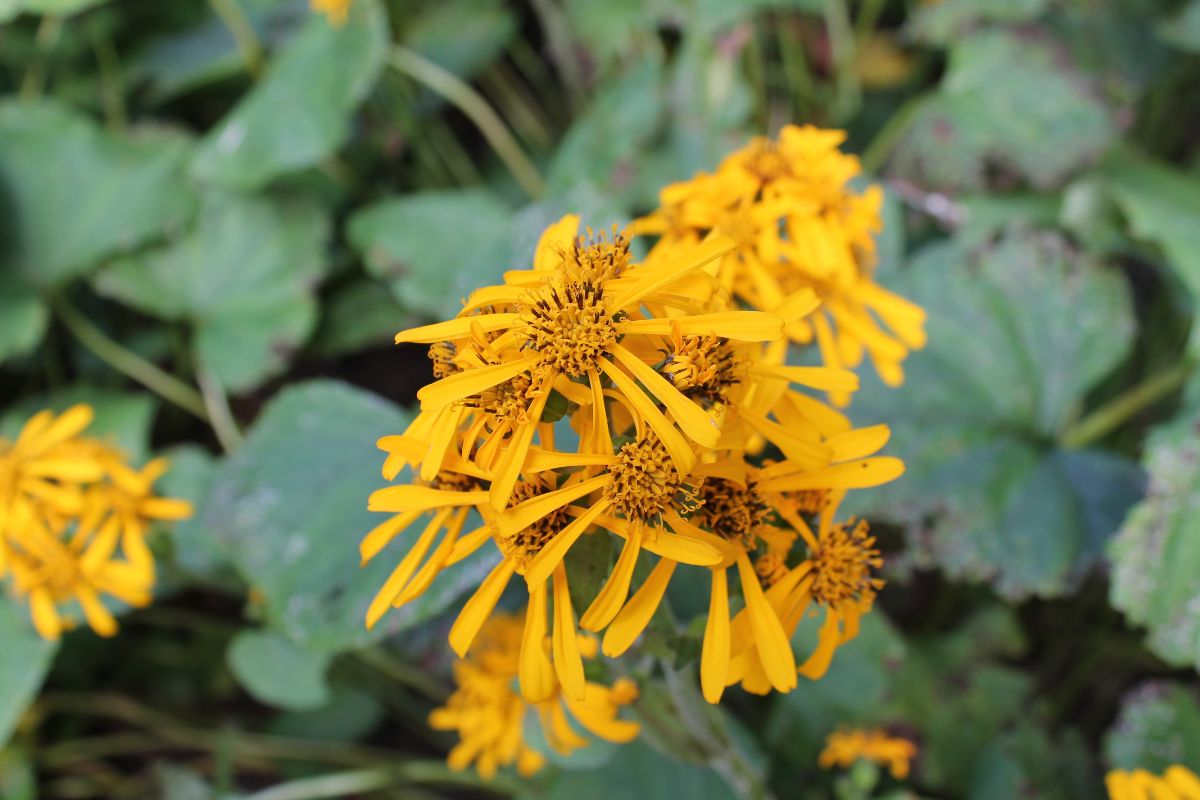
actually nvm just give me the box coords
[1,0,1199,797]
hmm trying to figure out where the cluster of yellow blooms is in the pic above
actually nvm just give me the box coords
[0,405,191,640]
[818,728,917,779]
[1106,765,1200,800]
[363,126,924,777]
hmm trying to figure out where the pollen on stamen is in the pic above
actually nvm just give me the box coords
[810,518,884,607]
[605,434,697,527]
[698,477,769,551]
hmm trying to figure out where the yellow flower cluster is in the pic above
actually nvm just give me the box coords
[1107,765,1200,800]
[635,124,926,406]
[429,610,639,778]
[362,128,921,775]
[818,727,917,779]
[0,405,192,640]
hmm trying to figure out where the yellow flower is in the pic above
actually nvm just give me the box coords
[635,125,927,405]
[429,610,639,779]
[1107,765,1200,800]
[819,728,917,779]
[0,405,193,640]
[310,0,352,26]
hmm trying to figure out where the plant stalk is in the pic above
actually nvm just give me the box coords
[1061,359,1195,449]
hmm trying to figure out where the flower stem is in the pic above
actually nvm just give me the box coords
[53,297,210,423]
[1060,359,1196,449]
[388,46,546,200]
[860,91,927,175]
[195,362,245,453]
[207,0,264,77]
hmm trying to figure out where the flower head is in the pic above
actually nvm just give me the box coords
[0,405,192,640]
[429,610,639,779]
[819,728,916,779]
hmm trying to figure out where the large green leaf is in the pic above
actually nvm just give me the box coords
[0,270,47,364]
[892,29,1116,191]
[190,0,387,190]
[851,231,1141,598]
[227,629,332,711]
[0,599,58,748]
[349,188,514,321]
[538,742,738,800]
[1108,403,1200,670]
[0,0,109,23]
[95,190,329,392]
[905,0,1048,44]
[1098,151,1200,349]
[195,380,497,653]
[403,0,517,79]
[1105,682,1200,771]
[0,100,195,287]
[1160,0,1200,52]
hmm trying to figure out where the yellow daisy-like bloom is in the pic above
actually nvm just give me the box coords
[310,0,352,26]
[1107,765,1200,800]
[429,610,639,779]
[0,405,193,640]
[635,124,927,405]
[819,728,917,779]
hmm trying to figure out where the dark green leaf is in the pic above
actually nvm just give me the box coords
[0,270,47,364]
[0,100,195,287]
[197,380,497,653]
[95,190,330,392]
[1105,682,1200,771]
[0,0,109,23]
[403,0,517,79]
[227,629,332,711]
[311,278,414,358]
[0,599,58,748]
[906,0,1048,44]
[1160,0,1200,52]
[190,0,387,190]
[851,231,1139,597]
[539,742,738,799]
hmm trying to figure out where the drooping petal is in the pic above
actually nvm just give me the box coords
[736,552,796,692]
[552,564,586,701]
[394,313,520,345]
[602,559,676,657]
[448,559,516,657]
[523,498,611,590]
[579,528,641,631]
[519,581,557,703]
[701,568,731,704]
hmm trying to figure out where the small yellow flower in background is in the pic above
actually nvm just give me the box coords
[429,610,639,779]
[819,728,917,779]
[310,0,353,26]
[1106,765,1200,799]
[0,405,193,640]
[635,124,927,406]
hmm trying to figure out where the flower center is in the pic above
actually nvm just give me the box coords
[428,341,459,379]
[497,478,572,573]
[810,518,884,606]
[605,434,694,525]
[466,372,540,423]
[755,551,789,588]
[661,335,743,405]
[432,470,479,493]
[745,140,790,183]
[697,477,768,550]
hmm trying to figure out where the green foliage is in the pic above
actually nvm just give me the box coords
[226,629,332,711]
[1106,682,1200,771]
[0,600,57,748]
[853,231,1142,598]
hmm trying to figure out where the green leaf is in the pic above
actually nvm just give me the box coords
[1105,682,1200,771]
[0,100,195,287]
[0,0,109,22]
[158,445,241,590]
[851,231,1140,598]
[1109,406,1200,670]
[190,0,387,190]
[906,0,1048,44]
[0,599,58,748]
[892,29,1116,192]
[0,388,156,464]
[539,742,738,799]
[1098,151,1200,349]
[95,190,330,392]
[349,188,514,321]
[311,278,414,358]
[0,270,47,364]
[227,629,332,711]
[195,380,497,653]
[1160,0,1200,52]
[403,0,517,79]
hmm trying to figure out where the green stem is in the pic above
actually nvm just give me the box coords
[243,764,514,800]
[195,362,245,453]
[1060,360,1195,449]
[89,22,127,132]
[53,298,210,422]
[19,15,63,99]
[354,647,449,702]
[859,90,927,174]
[388,46,545,199]
[207,0,264,77]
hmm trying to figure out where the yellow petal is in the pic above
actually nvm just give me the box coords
[760,456,904,491]
[365,512,445,628]
[394,313,520,344]
[29,589,62,641]
[523,498,611,590]
[563,693,640,743]
[599,358,696,474]
[420,405,465,482]
[797,609,841,679]
[642,530,722,566]
[736,552,796,692]
[139,497,194,521]
[701,568,730,704]
[393,510,467,606]
[749,365,859,392]
[76,585,118,638]
[448,559,516,656]
[26,404,94,455]
[519,581,557,703]
[579,530,641,632]
[534,214,580,271]
[613,236,735,309]
[367,485,487,513]
[825,424,891,462]
[487,389,551,510]
[417,356,538,412]
[1166,767,1200,799]
[498,474,609,538]
[620,311,783,342]
[611,344,719,448]
[523,449,617,473]
[552,564,586,701]
[360,510,422,564]
[602,559,676,657]
[446,525,491,566]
